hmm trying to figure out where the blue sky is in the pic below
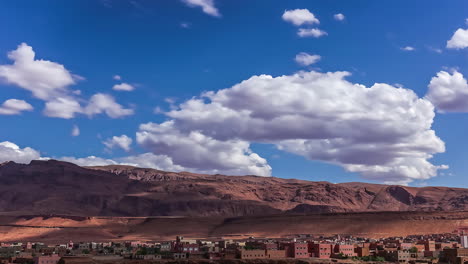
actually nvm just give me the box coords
[0,0,468,187]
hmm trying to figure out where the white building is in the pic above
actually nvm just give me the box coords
[461,235,468,248]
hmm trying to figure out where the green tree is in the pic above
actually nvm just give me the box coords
[375,256,385,262]
[409,247,419,253]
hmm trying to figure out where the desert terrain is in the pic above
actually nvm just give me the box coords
[0,211,466,243]
[0,160,467,242]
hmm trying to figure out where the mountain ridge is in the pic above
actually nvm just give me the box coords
[0,159,465,217]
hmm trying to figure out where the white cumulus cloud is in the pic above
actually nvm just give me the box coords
[333,13,345,21]
[297,28,327,38]
[0,99,33,115]
[447,28,468,49]
[0,141,41,164]
[282,9,319,26]
[44,94,133,119]
[136,121,272,176]
[103,135,133,152]
[182,0,220,17]
[43,97,83,119]
[59,156,118,167]
[113,83,135,91]
[118,153,186,172]
[84,93,134,118]
[0,140,186,173]
[0,43,133,120]
[425,70,468,112]
[59,153,186,172]
[0,139,265,175]
[159,70,446,184]
[0,43,77,100]
[295,52,321,66]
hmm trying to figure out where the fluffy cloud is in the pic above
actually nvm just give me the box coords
[0,43,76,100]
[159,70,445,184]
[113,75,121,81]
[0,140,193,173]
[59,153,186,172]
[282,9,319,26]
[112,83,135,91]
[295,52,321,66]
[297,28,327,38]
[182,0,220,17]
[425,70,468,112]
[0,43,133,120]
[118,153,186,172]
[333,13,345,21]
[103,135,133,152]
[281,9,326,38]
[43,94,133,119]
[43,97,82,119]
[0,99,33,115]
[84,93,134,118]
[1,70,446,183]
[136,121,272,176]
[447,28,468,49]
[59,156,118,167]
[0,141,41,164]
[0,140,228,174]
[277,132,447,185]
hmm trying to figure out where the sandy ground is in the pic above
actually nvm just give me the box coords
[0,211,466,243]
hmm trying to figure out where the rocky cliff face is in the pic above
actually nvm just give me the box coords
[0,160,466,217]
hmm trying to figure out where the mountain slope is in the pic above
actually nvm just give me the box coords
[0,160,466,217]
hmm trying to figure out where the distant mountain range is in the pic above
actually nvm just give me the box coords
[0,160,467,217]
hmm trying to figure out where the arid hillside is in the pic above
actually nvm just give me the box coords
[0,211,466,243]
[0,160,467,242]
[0,160,467,217]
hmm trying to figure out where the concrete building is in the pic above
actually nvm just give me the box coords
[34,254,61,264]
[424,240,436,251]
[309,243,332,258]
[356,246,370,257]
[175,243,199,254]
[172,252,187,259]
[285,242,309,258]
[379,250,411,263]
[333,244,357,257]
[263,242,278,250]
[437,242,454,250]
[240,249,265,259]
[134,254,162,260]
[266,249,286,259]
[159,242,171,252]
[443,248,468,264]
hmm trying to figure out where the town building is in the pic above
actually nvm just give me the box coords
[285,242,309,258]
[333,244,357,257]
[266,249,286,259]
[239,249,265,259]
[34,254,61,264]
[309,243,332,258]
